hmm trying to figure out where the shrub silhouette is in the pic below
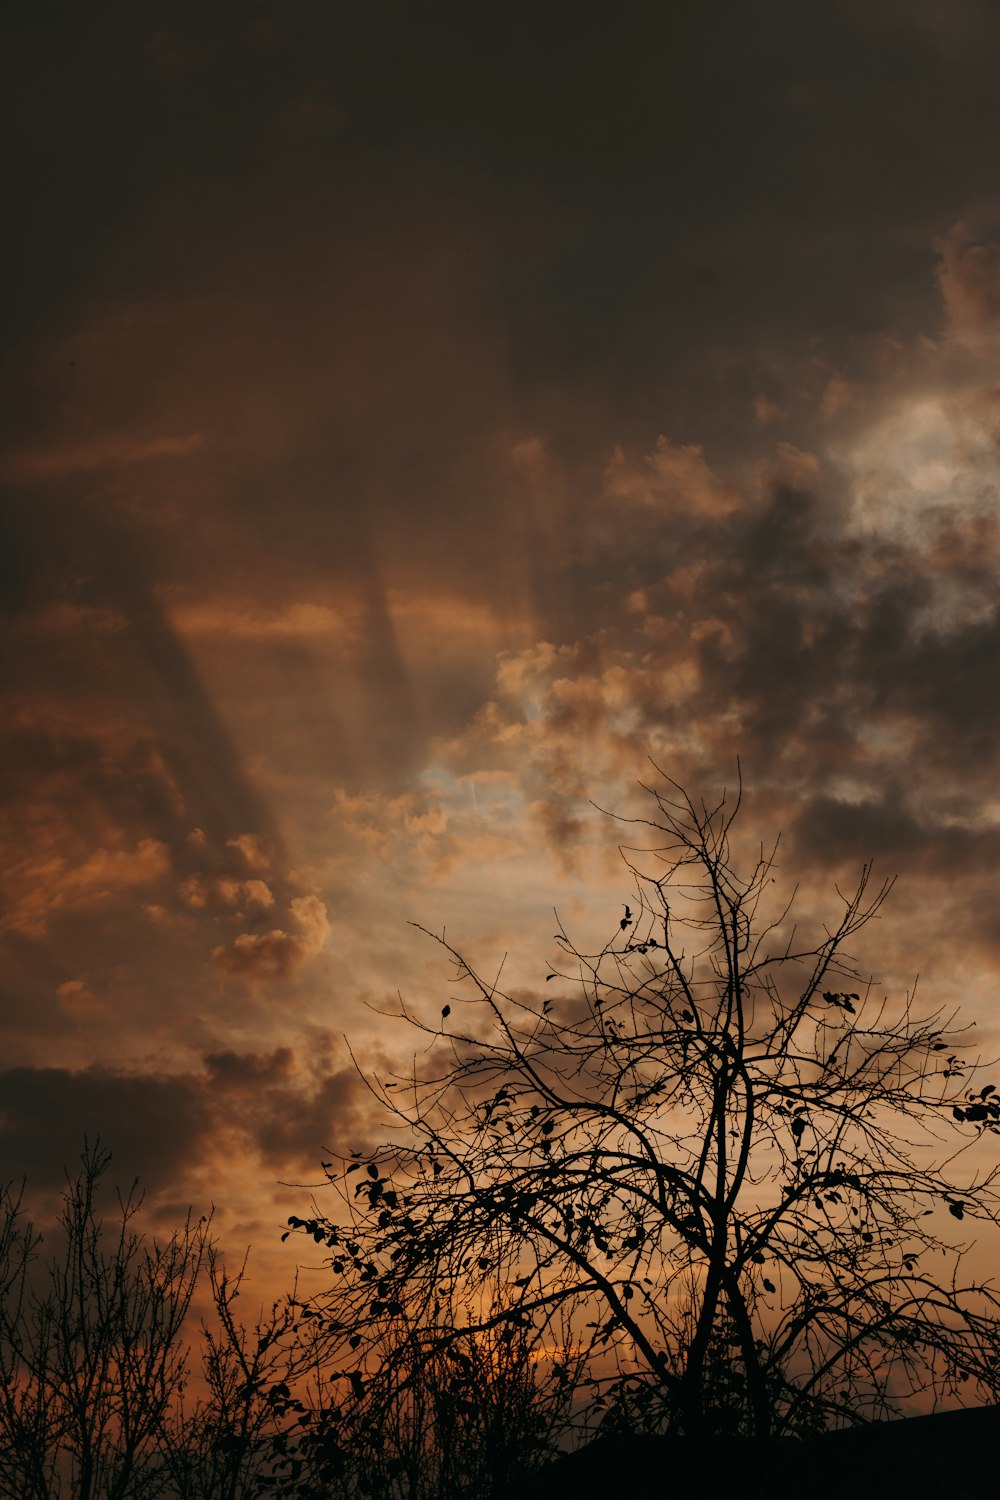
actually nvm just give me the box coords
[282,773,1000,1487]
[256,1306,581,1500]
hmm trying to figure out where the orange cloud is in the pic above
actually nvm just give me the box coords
[211,894,330,981]
[6,432,205,482]
[166,598,361,647]
[225,833,273,872]
[55,979,103,1020]
[178,874,275,913]
[604,437,745,518]
[3,839,171,940]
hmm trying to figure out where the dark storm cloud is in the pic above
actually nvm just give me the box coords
[247,1067,370,1170]
[5,1,1000,447]
[203,1043,371,1168]
[0,1065,209,1193]
[715,514,996,804]
[886,614,1000,751]
[204,1047,297,1088]
[0,1038,371,1201]
[791,794,1000,876]
[199,1041,371,1169]
[703,500,1000,789]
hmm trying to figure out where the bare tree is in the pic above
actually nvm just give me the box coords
[285,774,1000,1455]
[0,1142,210,1499]
[0,1177,54,1498]
[159,1248,296,1500]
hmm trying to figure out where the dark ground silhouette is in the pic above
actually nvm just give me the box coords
[517,1405,1000,1500]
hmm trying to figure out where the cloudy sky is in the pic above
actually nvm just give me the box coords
[3,1,1000,1280]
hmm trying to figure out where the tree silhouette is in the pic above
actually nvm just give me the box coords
[0,1144,304,1499]
[285,775,1000,1467]
[161,1248,295,1500]
[0,1142,210,1500]
[257,1303,581,1500]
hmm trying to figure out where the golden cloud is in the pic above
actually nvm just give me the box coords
[3,838,172,940]
[6,432,205,482]
[211,894,330,981]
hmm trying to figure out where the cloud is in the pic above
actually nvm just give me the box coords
[604,437,744,519]
[225,833,272,871]
[820,376,861,422]
[0,1066,211,1194]
[178,873,274,913]
[55,979,103,1020]
[756,442,822,491]
[0,1034,374,1209]
[241,1064,370,1169]
[753,394,786,426]
[200,1039,372,1171]
[204,1046,297,1087]
[211,894,330,981]
[166,598,361,648]
[790,792,1000,875]
[6,432,205,483]
[938,215,1000,348]
[2,838,171,940]
[331,787,455,863]
[424,345,1000,943]
[9,601,127,638]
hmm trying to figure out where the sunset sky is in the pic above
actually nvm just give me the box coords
[4,2,1000,1283]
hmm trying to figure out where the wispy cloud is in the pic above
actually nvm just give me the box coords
[6,432,205,482]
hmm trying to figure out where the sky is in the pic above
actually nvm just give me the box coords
[3,0,1000,1286]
